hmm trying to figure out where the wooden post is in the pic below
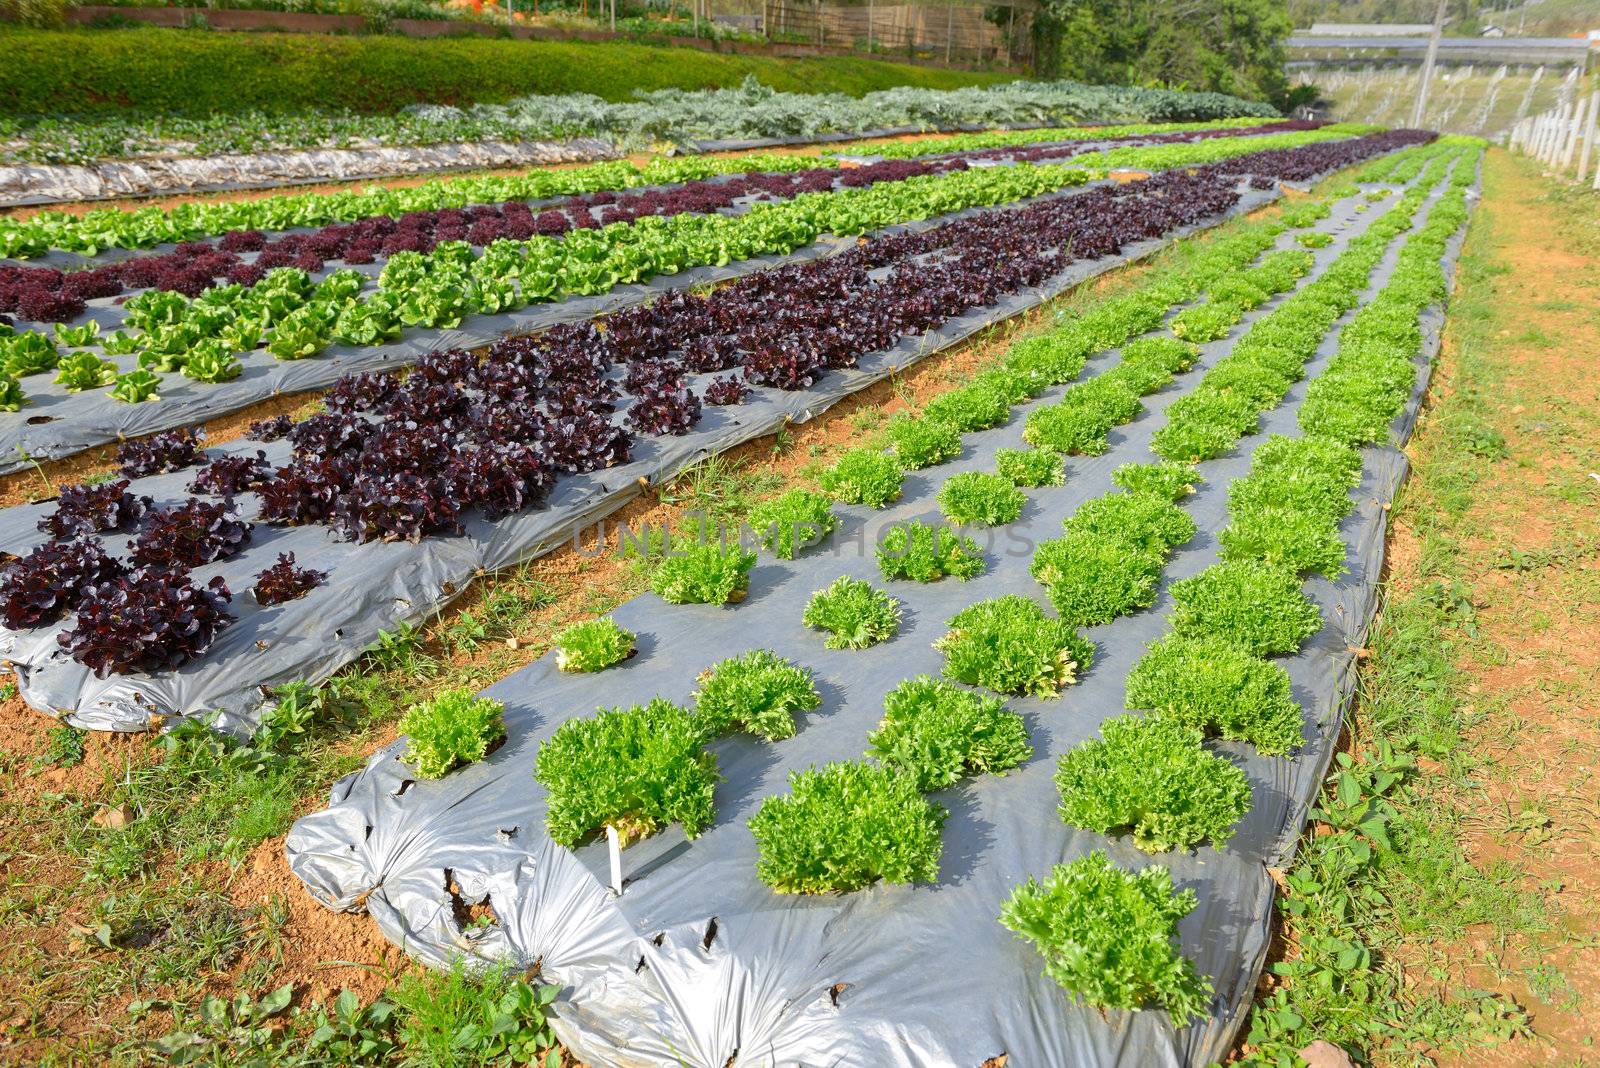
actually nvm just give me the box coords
[1578,91,1599,183]
[1410,0,1448,128]
[610,0,615,31]
[866,0,872,53]
[814,0,821,46]
[945,0,953,64]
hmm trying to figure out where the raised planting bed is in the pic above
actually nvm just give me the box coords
[0,159,1279,733]
[282,142,1480,1065]
[0,126,1411,474]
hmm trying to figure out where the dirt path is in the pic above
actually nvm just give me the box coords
[1245,147,1600,1066]
[1416,150,1600,1067]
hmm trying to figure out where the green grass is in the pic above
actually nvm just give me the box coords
[1239,153,1554,1065]
[0,25,1011,115]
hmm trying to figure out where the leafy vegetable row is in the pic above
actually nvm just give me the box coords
[1149,146,1465,464]
[0,128,1419,426]
[0,162,1252,679]
[1000,145,1480,1027]
[597,153,1391,894]
[0,119,1296,261]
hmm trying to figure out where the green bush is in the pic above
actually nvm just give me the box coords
[746,489,836,560]
[1,330,58,376]
[749,761,946,893]
[1168,560,1322,656]
[391,964,559,1068]
[995,447,1064,488]
[110,369,161,403]
[649,538,757,605]
[397,688,506,779]
[1219,504,1347,577]
[999,851,1211,1022]
[692,649,820,742]
[1170,301,1242,343]
[876,520,986,583]
[802,576,901,650]
[1124,633,1303,754]
[553,616,635,672]
[885,416,963,469]
[935,595,1092,698]
[534,697,716,847]
[818,449,904,508]
[937,471,1026,527]
[1054,714,1251,852]
[0,26,1009,115]
[867,675,1031,791]
[1111,460,1200,502]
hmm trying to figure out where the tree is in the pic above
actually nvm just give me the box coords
[1032,0,1297,108]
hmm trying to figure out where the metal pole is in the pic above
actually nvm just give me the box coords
[1578,91,1599,183]
[1410,0,1448,128]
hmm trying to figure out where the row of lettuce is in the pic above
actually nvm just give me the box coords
[0,119,1284,260]
[0,127,1368,417]
[369,138,1476,1026]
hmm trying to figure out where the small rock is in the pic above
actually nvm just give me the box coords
[1299,1040,1355,1068]
[505,637,520,650]
[92,804,134,831]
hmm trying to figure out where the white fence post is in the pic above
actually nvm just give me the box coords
[1561,98,1586,171]
[1578,92,1600,184]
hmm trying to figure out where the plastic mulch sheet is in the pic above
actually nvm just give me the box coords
[0,138,621,209]
[281,172,1474,1067]
[0,183,1281,734]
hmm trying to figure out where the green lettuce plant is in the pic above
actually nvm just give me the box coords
[749,761,945,893]
[802,576,900,650]
[867,675,1031,791]
[398,688,506,779]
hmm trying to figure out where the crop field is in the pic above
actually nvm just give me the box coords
[1,71,1596,1068]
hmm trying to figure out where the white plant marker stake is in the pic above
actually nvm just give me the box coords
[606,824,624,896]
